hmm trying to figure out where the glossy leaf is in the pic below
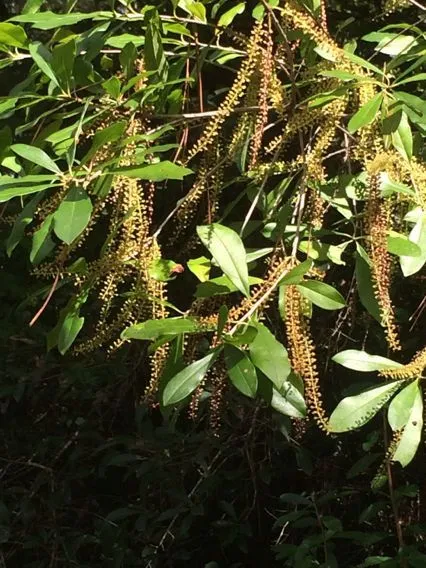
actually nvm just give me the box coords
[11,144,61,174]
[12,11,108,30]
[187,256,211,282]
[0,23,28,48]
[195,275,262,298]
[271,374,306,419]
[162,349,220,406]
[112,161,193,181]
[328,381,403,433]
[224,344,258,398]
[391,382,423,467]
[122,317,209,340]
[355,250,381,322]
[387,231,421,257]
[218,3,245,27]
[58,312,84,355]
[388,380,420,432]
[53,186,93,245]
[29,41,60,88]
[30,214,55,265]
[400,214,426,276]
[197,223,250,297]
[347,93,383,134]
[297,280,346,310]
[332,350,403,372]
[6,193,43,256]
[249,323,290,390]
[277,260,313,286]
[391,111,412,161]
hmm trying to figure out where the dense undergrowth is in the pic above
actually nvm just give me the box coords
[0,0,426,566]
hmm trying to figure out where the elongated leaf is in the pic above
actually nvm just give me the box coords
[11,143,61,174]
[400,214,426,276]
[271,374,306,419]
[387,231,421,257]
[112,161,192,181]
[388,380,420,432]
[122,317,208,340]
[218,2,245,26]
[355,250,381,322]
[328,381,404,433]
[224,344,258,398]
[58,312,84,355]
[197,223,250,297]
[348,93,383,134]
[53,186,92,244]
[391,383,423,467]
[12,11,110,30]
[195,275,262,298]
[30,214,55,264]
[332,349,403,372]
[0,23,28,48]
[391,111,412,161]
[277,259,313,286]
[6,193,43,256]
[162,349,220,406]
[380,173,415,197]
[144,9,168,83]
[29,42,60,88]
[187,256,211,282]
[297,280,346,310]
[249,323,290,390]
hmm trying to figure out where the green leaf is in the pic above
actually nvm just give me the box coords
[0,23,28,48]
[178,0,206,22]
[112,161,193,181]
[249,323,291,390]
[224,344,258,398]
[355,249,381,322]
[149,259,182,281]
[122,317,210,340]
[348,93,383,134]
[394,72,426,87]
[53,186,92,245]
[297,280,346,310]
[391,383,423,467]
[82,121,127,164]
[320,69,361,82]
[271,374,306,419]
[328,381,404,433]
[187,256,211,282]
[195,275,262,298]
[58,312,84,355]
[11,143,61,174]
[12,11,109,30]
[102,76,121,99]
[6,193,43,256]
[162,349,220,405]
[218,3,245,27]
[144,9,168,83]
[387,231,421,257]
[197,223,250,297]
[400,214,426,277]
[332,350,403,372]
[391,111,412,161]
[51,38,75,92]
[277,260,313,286]
[29,41,60,88]
[30,214,55,265]
[379,173,415,198]
[388,380,420,432]
[217,305,228,338]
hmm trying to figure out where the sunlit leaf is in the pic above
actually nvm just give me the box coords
[162,349,220,405]
[297,280,346,310]
[328,381,404,433]
[332,350,403,372]
[224,344,258,398]
[53,186,93,245]
[249,323,290,390]
[197,223,250,297]
[347,93,383,133]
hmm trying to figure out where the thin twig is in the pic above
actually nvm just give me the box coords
[29,273,60,327]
